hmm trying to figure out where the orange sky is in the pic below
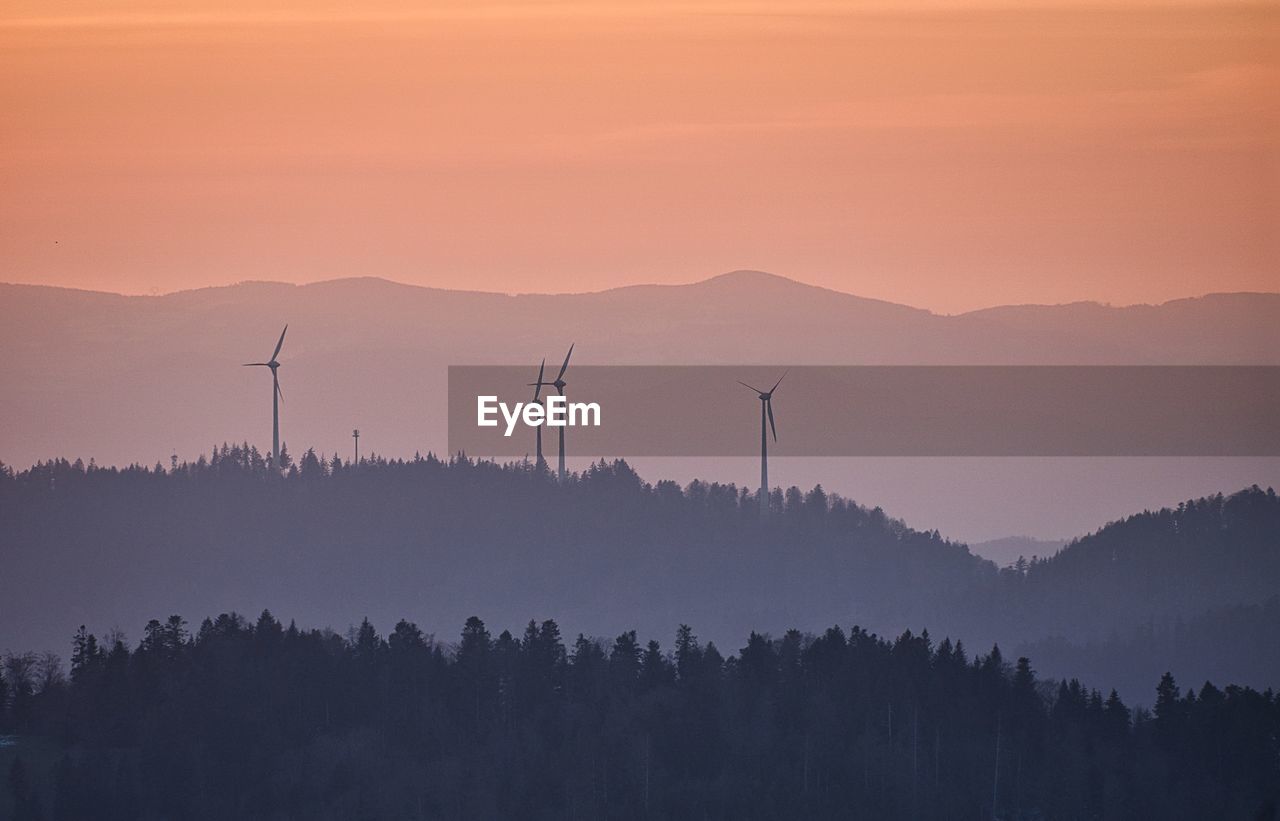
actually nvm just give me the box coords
[1,1,1276,313]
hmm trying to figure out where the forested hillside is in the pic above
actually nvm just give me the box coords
[2,452,1277,699]
[3,453,1279,817]
[997,487,1280,637]
[0,450,987,666]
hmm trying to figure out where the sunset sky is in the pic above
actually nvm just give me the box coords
[2,0,1276,313]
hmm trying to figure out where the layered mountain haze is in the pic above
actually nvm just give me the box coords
[2,455,1277,704]
[3,270,1279,540]
[3,208,1279,817]
[4,2,1277,812]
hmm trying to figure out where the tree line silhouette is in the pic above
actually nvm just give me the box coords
[2,607,1277,820]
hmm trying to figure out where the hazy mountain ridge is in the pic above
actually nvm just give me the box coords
[6,271,1280,364]
[3,271,1278,475]
[967,535,1068,567]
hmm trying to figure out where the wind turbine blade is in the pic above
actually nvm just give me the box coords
[737,380,765,394]
[271,324,288,361]
[770,370,788,394]
[534,358,545,401]
[767,399,777,441]
[243,362,270,367]
[557,343,574,380]
[275,375,284,404]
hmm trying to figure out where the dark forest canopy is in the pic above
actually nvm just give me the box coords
[1,610,1277,820]
[1,448,1278,701]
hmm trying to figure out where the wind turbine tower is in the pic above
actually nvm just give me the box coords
[530,344,574,482]
[528,358,547,470]
[552,345,573,482]
[243,325,288,470]
[738,372,786,519]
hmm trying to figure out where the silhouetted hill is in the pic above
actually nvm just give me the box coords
[0,453,989,669]
[998,487,1280,644]
[2,454,1276,701]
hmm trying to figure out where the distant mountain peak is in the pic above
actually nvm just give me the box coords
[700,269,797,285]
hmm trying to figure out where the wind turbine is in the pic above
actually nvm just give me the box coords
[530,343,574,482]
[527,358,548,470]
[243,325,288,471]
[738,371,786,518]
